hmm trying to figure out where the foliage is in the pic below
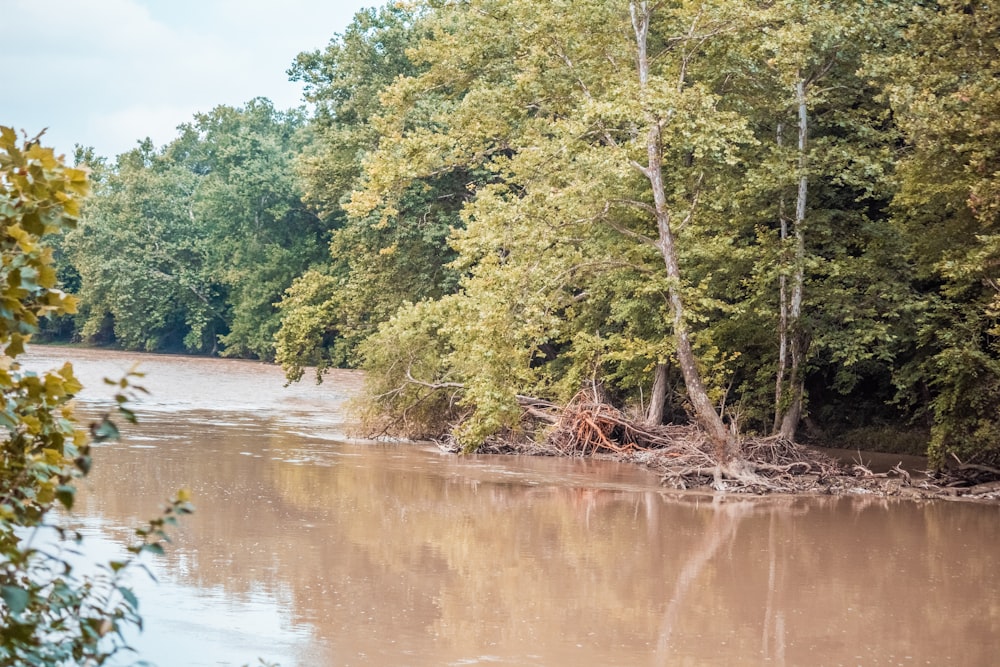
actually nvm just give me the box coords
[0,127,192,664]
[71,138,219,352]
[339,0,909,450]
[69,99,328,360]
[45,0,1000,464]
[871,0,1000,465]
[356,296,467,439]
[276,4,467,380]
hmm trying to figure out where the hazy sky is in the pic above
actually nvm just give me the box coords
[2,0,374,159]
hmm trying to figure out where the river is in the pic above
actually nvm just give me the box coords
[20,347,1000,666]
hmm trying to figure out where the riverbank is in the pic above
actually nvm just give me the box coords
[440,396,1000,504]
[458,438,1000,503]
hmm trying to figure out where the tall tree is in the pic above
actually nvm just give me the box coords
[183,99,328,359]
[744,1,902,440]
[276,4,467,380]
[628,0,737,457]
[71,99,326,359]
[874,0,1000,466]
[351,0,908,463]
[72,139,222,352]
[350,0,758,457]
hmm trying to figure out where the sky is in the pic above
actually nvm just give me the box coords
[2,0,375,160]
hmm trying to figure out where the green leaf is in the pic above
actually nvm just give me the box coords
[90,417,120,442]
[1,585,29,615]
[55,485,76,511]
[117,586,139,611]
[75,454,92,475]
[143,543,165,556]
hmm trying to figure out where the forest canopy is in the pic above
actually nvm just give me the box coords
[46,0,1000,468]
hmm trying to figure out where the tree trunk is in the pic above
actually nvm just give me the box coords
[645,362,669,426]
[773,122,789,433]
[777,79,809,441]
[630,2,737,462]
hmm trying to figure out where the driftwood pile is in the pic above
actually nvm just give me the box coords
[920,456,1000,498]
[458,393,1000,500]
[546,395,843,493]
[463,393,842,492]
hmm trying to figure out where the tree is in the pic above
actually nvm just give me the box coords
[70,99,327,359]
[71,138,222,352]
[343,0,917,471]
[628,0,741,459]
[181,99,329,359]
[873,0,1000,466]
[348,0,757,457]
[276,4,468,380]
[0,126,191,665]
[717,0,904,441]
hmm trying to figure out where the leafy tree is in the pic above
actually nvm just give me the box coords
[181,99,329,359]
[71,99,327,359]
[873,0,1000,466]
[346,0,910,463]
[345,0,750,452]
[52,0,1000,468]
[72,138,221,352]
[698,0,907,440]
[0,126,191,665]
[276,4,467,380]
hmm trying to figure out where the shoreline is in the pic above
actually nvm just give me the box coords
[449,430,1000,505]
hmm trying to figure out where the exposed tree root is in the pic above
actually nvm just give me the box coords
[438,393,1000,501]
[540,393,840,493]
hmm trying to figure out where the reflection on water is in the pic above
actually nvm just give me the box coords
[21,347,1000,666]
[47,520,314,667]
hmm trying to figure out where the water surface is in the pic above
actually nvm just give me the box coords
[22,347,1000,666]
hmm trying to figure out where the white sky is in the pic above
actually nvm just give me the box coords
[2,0,375,160]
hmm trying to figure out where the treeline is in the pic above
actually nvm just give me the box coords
[54,1,999,466]
[53,99,329,359]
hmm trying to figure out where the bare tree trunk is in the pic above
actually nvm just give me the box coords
[645,362,669,426]
[777,79,809,441]
[630,2,736,461]
[773,122,789,433]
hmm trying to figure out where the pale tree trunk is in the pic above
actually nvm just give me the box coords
[776,79,809,441]
[773,123,789,433]
[645,362,669,426]
[630,2,737,462]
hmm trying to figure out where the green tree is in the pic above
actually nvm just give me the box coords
[349,0,757,455]
[182,99,329,359]
[873,0,1000,466]
[72,138,221,352]
[348,0,913,466]
[0,126,191,665]
[71,99,327,359]
[276,4,467,380]
[704,0,905,441]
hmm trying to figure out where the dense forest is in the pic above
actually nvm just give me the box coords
[49,1,999,468]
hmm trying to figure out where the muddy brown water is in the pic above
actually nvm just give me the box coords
[20,347,1000,666]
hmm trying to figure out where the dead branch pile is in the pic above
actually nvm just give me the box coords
[547,396,701,456]
[530,393,843,491]
[910,455,1000,499]
[438,393,997,500]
